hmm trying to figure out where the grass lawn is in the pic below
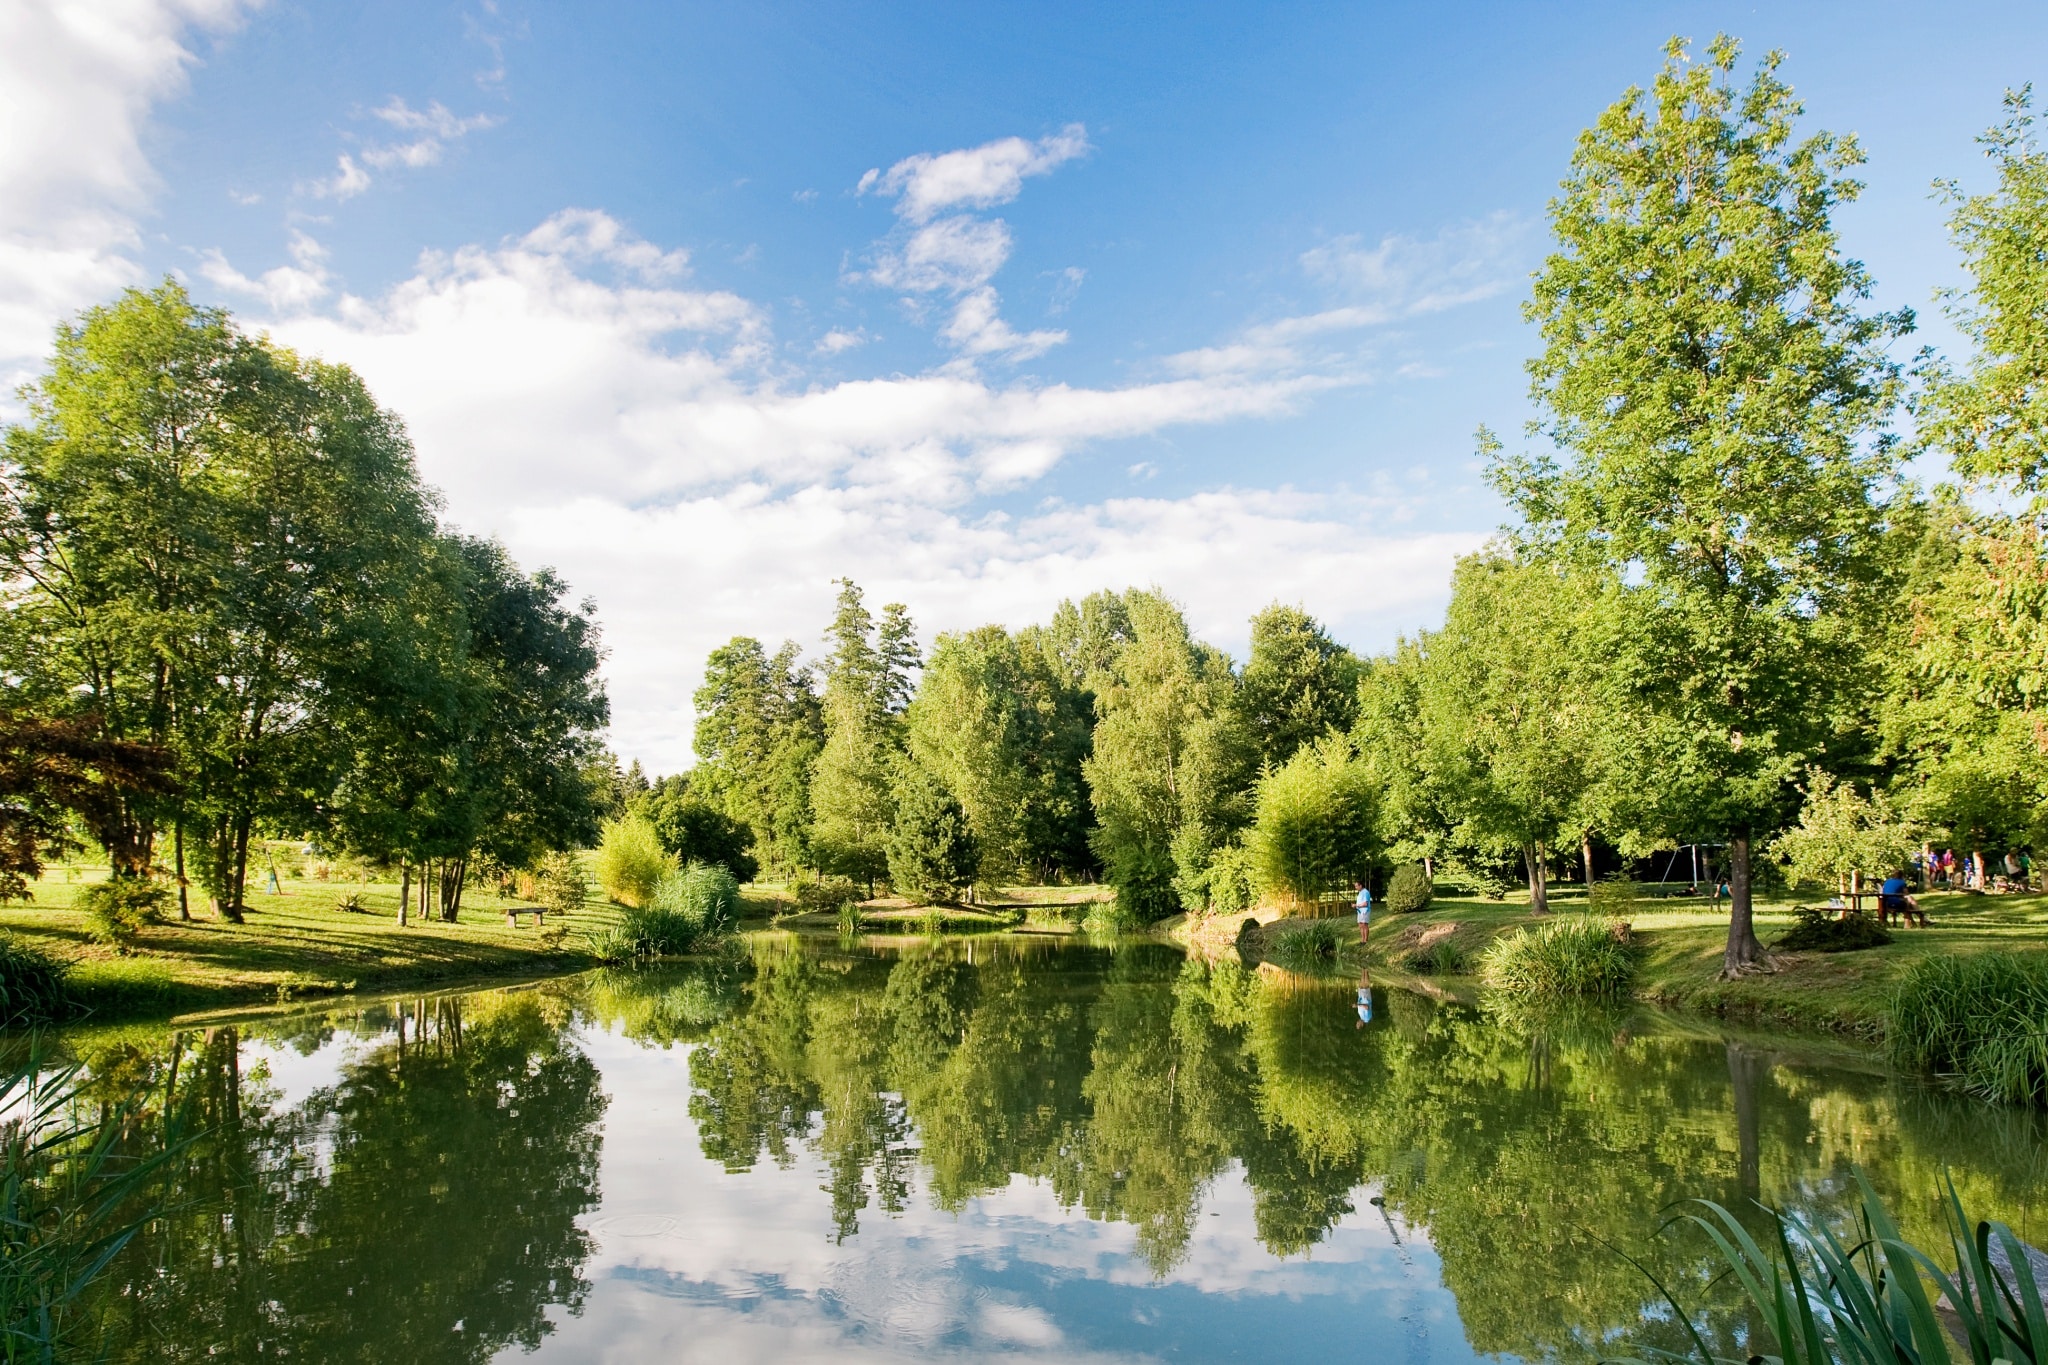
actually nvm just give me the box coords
[1357,882,2048,1038]
[4,860,627,1018]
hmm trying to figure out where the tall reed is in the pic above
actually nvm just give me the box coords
[1888,952,2048,1107]
[1607,1170,2045,1365]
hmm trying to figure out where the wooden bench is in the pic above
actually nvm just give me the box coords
[504,908,548,928]
[1825,888,1927,927]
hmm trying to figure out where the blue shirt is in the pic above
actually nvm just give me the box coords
[1881,877,1906,896]
[1354,888,1372,921]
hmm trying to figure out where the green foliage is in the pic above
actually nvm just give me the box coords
[904,624,1094,883]
[1237,604,1360,768]
[1772,771,1920,890]
[1385,863,1433,914]
[1480,916,1638,999]
[593,815,671,908]
[1610,1171,2046,1365]
[0,1051,190,1360]
[691,637,824,876]
[812,581,916,887]
[1262,919,1349,974]
[1889,952,2048,1107]
[1587,876,1643,919]
[78,878,169,949]
[1399,935,1467,975]
[643,784,758,882]
[1774,907,1893,954]
[530,852,588,917]
[886,764,978,905]
[1202,843,1260,916]
[585,862,737,962]
[1083,591,1253,920]
[1487,38,1911,970]
[793,877,863,913]
[0,936,74,1026]
[1249,738,1377,906]
[1919,89,2048,497]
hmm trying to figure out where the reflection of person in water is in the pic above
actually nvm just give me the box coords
[1355,969,1373,1028]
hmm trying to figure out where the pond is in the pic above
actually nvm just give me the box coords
[40,934,2048,1362]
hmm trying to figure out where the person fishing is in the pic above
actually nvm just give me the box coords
[1354,881,1373,947]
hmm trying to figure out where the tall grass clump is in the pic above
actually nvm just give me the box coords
[1888,951,2048,1107]
[1264,919,1350,974]
[1480,916,1637,999]
[0,938,74,1027]
[593,815,671,908]
[1,1048,192,1360]
[585,861,738,962]
[1609,1169,2045,1365]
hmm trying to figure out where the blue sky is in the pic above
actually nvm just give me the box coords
[5,1,2046,768]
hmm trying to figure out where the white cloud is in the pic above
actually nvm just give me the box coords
[859,124,1088,223]
[199,228,331,309]
[941,286,1065,360]
[863,215,1013,293]
[813,327,867,355]
[252,211,1472,768]
[371,95,497,139]
[0,0,261,385]
[1299,211,1528,315]
[304,152,372,200]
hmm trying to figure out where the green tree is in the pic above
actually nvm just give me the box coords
[1489,37,1911,972]
[1248,737,1378,906]
[1237,604,1360,768]
[886,762,978,904]
[642,779,759,882]
[904,624,1093,884]
[1082,592,1253,919]
[1352,638,1459,876]
[1420,552,1608,913]
[812,581,917,890]
[691,637,824,875]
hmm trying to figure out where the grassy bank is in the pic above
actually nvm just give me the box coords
[0,863,630,1019]
[1345,883,2048,1038]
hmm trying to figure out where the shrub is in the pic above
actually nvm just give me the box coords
[531,852,588,916]
[1587,877,1642,918]
[1264,919,1350,973]
[1385,863,1433,914]
[0,935,73,1025]
[586,862,739,964]
[78,878,169,949]
[1204,844,1260,915]
[652,861,741,937]
[1481,916,1638,999]
[794,878,863,913]
[1889,951,2048,1107]
[594,816,671,907]
[643,789,759,882]
[1775,906,1893,953]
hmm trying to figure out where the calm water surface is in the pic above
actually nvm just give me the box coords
[46,934,2048,1362]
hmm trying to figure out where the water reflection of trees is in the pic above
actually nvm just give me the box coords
[67,987,607,1363]
[660,939,2048,1361]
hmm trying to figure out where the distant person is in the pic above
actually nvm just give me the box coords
[1879,871,1921,926]
[2006,851,2023,882]
[1354,883,1373,947]
[2023,851,2035,889]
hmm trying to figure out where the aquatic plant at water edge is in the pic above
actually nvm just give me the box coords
[1264,919,1350,973]
[1399,935,1465,975]
[593,816,671,908]
[1607,1170,2045,1365]
[1480,916,1637,999]
[1774,906,1892,954]
[584,862,738,962]
[1,1048,192,1361]
[0,937,74,1027]
[1888,951,2048,1107]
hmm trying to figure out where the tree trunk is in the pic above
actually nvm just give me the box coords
[445,858,467,922]
[1720,833,1767,976]
[1972,849,1986,891]
[398,862,411,928]
[174,822,191,921]
[222,815,250,923]
[1524,843,1550,915]
[1726,1041,1764,1203]
[1582,832,1595,891]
